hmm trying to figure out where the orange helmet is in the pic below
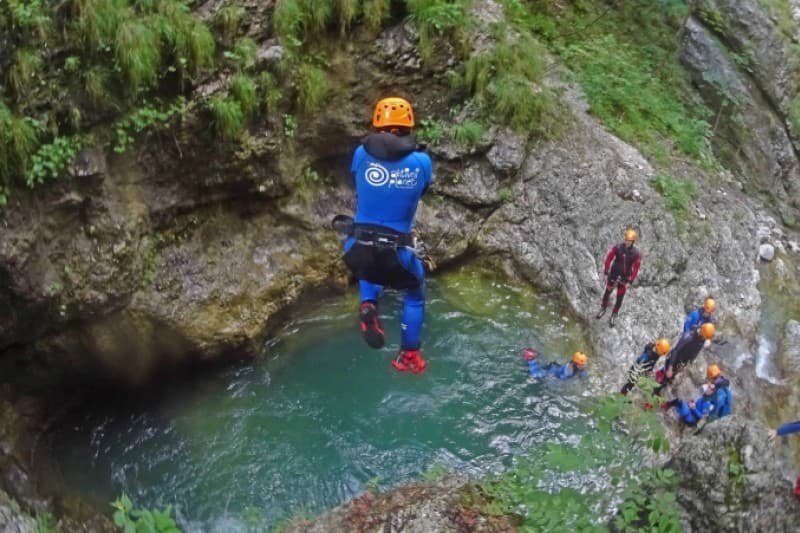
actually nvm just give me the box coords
[699,322,715,340]
[707,364,721,380]
[703,298,716,313]
[572,351,587,367]
[373,97,414,128]
[655,338,671,356]
[624,228,638,243]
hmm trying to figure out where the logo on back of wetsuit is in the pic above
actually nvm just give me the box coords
[365,163,420,189]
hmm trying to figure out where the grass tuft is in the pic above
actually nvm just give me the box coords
[215,4,246,43]
[407,0,469,62]
[361,0,391,32]
[231,74,258,118]
[8,48,43,96]
[450,120,485,146]
[296,63,327,116]
[259,71,283,113]
[208,96,245,141]
[115,17,162,91]
[83,65,113,107]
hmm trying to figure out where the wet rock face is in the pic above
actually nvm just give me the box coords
[0,489,35,533]
[666,416,800,532]
[680,16,800,224]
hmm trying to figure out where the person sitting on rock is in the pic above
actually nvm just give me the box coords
[683,297,716,334]
[707,364,732,419]
[666,383,716,427]
[595,228,642,328]
[767,420,800,498]
[621,337,671,395]
[655,323,716,393]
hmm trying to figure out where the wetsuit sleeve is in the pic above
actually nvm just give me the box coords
[777,421,800,436]
[628,251,641,283]
[350,145,366,186]
[603,246,617,275]
[683,310,700,333]
[415,151,433,195]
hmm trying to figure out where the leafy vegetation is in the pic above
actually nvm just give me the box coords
[215,4,246,43]
[453,32,565,136]
[514,0,715,163]
[406,0,471,63]
[111,493,181,532]
[652,173,696,214]
[112,98,188,153]
[476,392,678,530]
[0,0,219,205]
[208,96,245,141]
[296,63,328,116]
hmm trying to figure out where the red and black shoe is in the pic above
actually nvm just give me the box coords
[391,349,427,374]
[359,302,384,349]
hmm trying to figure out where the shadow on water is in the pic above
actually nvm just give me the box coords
[42,265,596,531]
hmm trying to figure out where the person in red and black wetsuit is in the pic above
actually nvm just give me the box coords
[595,228,642,327]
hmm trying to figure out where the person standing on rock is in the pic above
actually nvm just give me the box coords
[596,228,642,327]
[683,297,716,334]
[620,337,670,395]
[342,96,433,374]
[655,322,716,393]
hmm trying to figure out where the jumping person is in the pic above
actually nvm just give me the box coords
[596,228,642,327]
[620,337,670,395]
[684,297,716,334]
[342,97,433,374]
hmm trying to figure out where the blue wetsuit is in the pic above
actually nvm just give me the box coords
[343,132,433,351]
[683,308,714,333]
[527,359,545,379]
[674,395,715,426]
[711,376,732,418]
[547,362,588,380]
[777,421,800,436]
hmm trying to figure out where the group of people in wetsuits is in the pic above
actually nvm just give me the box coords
[338,95,800,498]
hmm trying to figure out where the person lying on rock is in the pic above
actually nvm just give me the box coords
[707,364,732,419]
[523,349,588,382]
[665,383,716,427]
[683,297,716,334]
[620,337,670,395]
[595,228,642,328]
[654,323,716,394]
